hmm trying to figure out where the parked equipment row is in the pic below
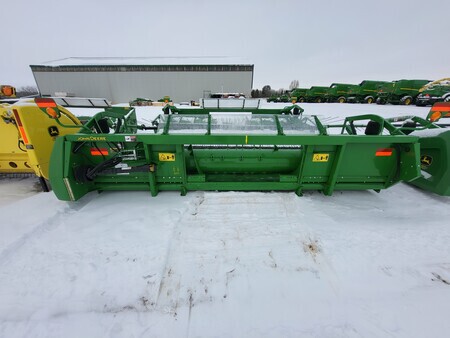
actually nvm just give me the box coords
[268,78,450,106]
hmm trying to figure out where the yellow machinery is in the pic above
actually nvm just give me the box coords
[0,98,82,190]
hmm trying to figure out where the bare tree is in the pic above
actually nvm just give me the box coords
[16,86,39,97]
[289,80,299,90]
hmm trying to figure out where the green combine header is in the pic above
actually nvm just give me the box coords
[45,99,449,201]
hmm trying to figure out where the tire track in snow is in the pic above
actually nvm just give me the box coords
[154,194,205,317]
[0,197,93,266]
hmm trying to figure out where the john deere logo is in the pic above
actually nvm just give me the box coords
[48,126,59,136]
[420,155,433,167]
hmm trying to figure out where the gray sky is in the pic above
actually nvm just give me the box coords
[3,0,449,89]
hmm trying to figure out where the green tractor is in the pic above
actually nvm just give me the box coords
[416,78,450,106]
[325,83,358,103]
[347,80,391,104]
[376,79,431,105]
[304,86,329,103]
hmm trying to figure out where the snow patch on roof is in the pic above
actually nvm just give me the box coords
[34,57,253,67]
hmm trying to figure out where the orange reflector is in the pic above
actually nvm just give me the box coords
[429,111,442,122]
[46,107,58,118]
[35,98,57,108]
[90,148,109,156]
[12,109,29,144]
[1,85,14,96]
[376,148,393,157]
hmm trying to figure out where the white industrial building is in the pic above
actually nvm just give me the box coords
[30,57,254,104]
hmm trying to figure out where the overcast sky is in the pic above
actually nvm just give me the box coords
[2,0,449,89]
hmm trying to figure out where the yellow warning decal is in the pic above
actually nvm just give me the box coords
[159,153,176,161]
[312,153,329,162]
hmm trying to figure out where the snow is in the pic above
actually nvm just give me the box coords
[411,128,449,137]
[1,102,450,338]
[34,57,252,67]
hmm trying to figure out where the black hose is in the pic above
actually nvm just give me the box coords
[86,156,122,181]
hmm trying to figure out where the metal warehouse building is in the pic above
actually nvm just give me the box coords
[30,57,254,104]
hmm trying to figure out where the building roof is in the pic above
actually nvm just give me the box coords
[32,56,252,67]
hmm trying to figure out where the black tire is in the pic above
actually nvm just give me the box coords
[338,97,346,103]
[365,96,374,104]
[401,96,413,105]
[376,97,385,105]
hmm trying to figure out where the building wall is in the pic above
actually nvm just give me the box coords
[31,70,253,103]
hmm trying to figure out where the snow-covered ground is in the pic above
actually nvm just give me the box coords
[1,103,450,338]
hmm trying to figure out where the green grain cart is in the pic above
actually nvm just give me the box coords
[347,80,391,104]
[376,79,431,105]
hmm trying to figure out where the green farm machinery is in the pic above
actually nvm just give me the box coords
[325,83,358,103]
[304,86,329,103]
[42,98,450,201]
[388,102,450,195]
[347,80,391,104]
[376,79,431,105]
[267,94,290,103]
[416,78,450,106]
[289,88,308,103]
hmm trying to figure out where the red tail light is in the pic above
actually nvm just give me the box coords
[90,148,109,156]
[376,148,393,157]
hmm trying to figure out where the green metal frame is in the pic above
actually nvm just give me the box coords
[48,106,424,201]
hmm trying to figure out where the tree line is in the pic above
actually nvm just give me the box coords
[16,86,39,97]
[251,80,299,98]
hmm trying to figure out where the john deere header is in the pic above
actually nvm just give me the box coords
[47,100,430,201]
